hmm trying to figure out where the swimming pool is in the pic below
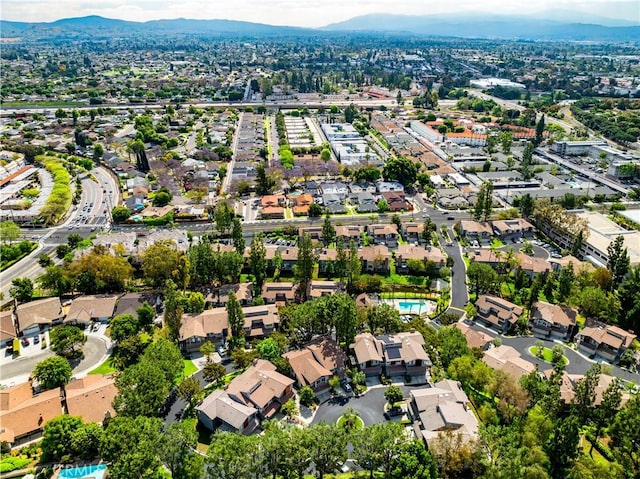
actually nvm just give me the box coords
[58,464,107,479]
[383,298,437,315]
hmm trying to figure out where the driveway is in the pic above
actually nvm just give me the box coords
[311,385,416,426]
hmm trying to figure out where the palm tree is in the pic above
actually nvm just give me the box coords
[340,407,362,432]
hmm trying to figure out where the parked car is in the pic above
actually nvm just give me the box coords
[34,335,40,344]
[21,337,29,347]
[342,380,352,394]
[384,407,404,419]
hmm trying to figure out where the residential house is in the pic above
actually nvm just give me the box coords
[284,338,347,393]
[317,248,338,275]
[575,325,636,362]
[0,383,62,446]
[475,295,523,334]
[401,222,424,244]
[455,322,493,350]
[304,181,319,197]
[410,379,479,448]
[197,390,260,434]
[93,232,137,256]
[492,218,535,240]
[468,248,507,268]
[350,192,377,213]
[225,359,295,419]
[376,181,404,193]
[483,345,535,379]
[395,244,445,274]
[0,310,16,348]
[65,375,117,425]
[241,304,279,342]
[265,246,298,272]
[459,220,493,240]
[335,225,364,246]
[137,229,189,253]
[308,280,344,299]
[113,292,161,319]
[516,253,552,278]
[260,194,286,219]
[15,297,63,337]
[290,194,314,216]
[530,301,578,341]
[65,294,120,326]
[298,226,323,242]
[548,255,594,274]
[179,308,228,354]
[320,181,349,199]
[367,223,399,247]
[348,182,377,195]
[350,333,384,377]
[206,283,253,308]
[262,282,298,304]
[548,370,632,406]
[261,195,286,208]
[322,193,346,214]
[359,245,391,274]
[377,332,431,384]
[381,191,409,212]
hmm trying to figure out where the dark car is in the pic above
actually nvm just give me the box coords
[447,215,455,220]
[21,337,29,347]
[384,407,404,419]
[34,335,40,344]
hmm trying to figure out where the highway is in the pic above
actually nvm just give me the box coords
[536,149,630,195]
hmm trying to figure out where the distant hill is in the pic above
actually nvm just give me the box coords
[0,15,308,38]
[322,13,640,41]
[2,13,638,42]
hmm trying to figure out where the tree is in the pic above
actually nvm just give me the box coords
[231,348,259,369]
[281,398,298,419]
[430,430,481,479]
[556,261,574,302]
[367,303,403,334]
[111,206,131,223]
[500,130,513,154]
[163,279,183,342]
[608,394,640,476]
[200,341,215,362]
[590,377,623,456]
[49,325,87,359]
[347,240,361,291]
[545,415,580,477]
[384,385,404,405]
[231,217,244,254]
[9,277,33,303]
[390,439,438,479]
[322,214,335,247]
[152,190,172,207]
[67,233,83,250]
[203,361,227,385]
[141,338,183,384]
[112,334,147,370]
[467,261,498,297]
[607,235,630,288]
[353,422,408,479]
[521,142,535,180]
[109,314,138,342]
[295,233,316,301]
[535,114,545,146]
[206,431,256,479]
[249,234,267,291]
[329,293,357,348]
[309,423,348,479]
[436,326,471,369]
[383,157,418,187]
[572,229,584,256]
[474,181,494,221]
[256,337,282,362]
[160,423,204,479]
[100,416,163,479]
[33,356,72,390]
[299,385,316,407]
[309,203,323,217]
[519,193,534,218]
[226,291,245,347]
[136,302,156,331]
[114,361,171,417]
[93,143,104,162]
[321,148,331,162]
[256,163,276,195]
[377,199,390,213]
[215,200,233,235]
[70,422,104,460]
[0,220,21,243]
[571,363,601,424]
[176,376,203,411]
[41,415,84,462]
[422,218,436,245]
[142,240,189,288]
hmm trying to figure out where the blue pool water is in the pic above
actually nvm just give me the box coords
[58,464,107,479]
[384,299,436,315]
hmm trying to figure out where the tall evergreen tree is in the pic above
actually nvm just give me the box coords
[231,217,244,254]
[295,234,316,301]
[535,114,545,146]
[607,235,630,288]
[249,234,267,292]
[322,214,335,247]
[226,292,245,348]
[163,280,183,342]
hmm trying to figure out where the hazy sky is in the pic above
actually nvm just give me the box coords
[3,0,638,27]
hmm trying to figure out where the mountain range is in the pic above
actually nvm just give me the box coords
[1,12,639,42]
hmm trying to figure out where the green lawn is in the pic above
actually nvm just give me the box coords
[491,238,505,248]
[528,346,569,366]
[182,359,198,378]
[337,414,364,430]
[88,357,117,375]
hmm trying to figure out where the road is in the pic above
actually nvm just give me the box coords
[0,335,109,384]
[221,112,243,194]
